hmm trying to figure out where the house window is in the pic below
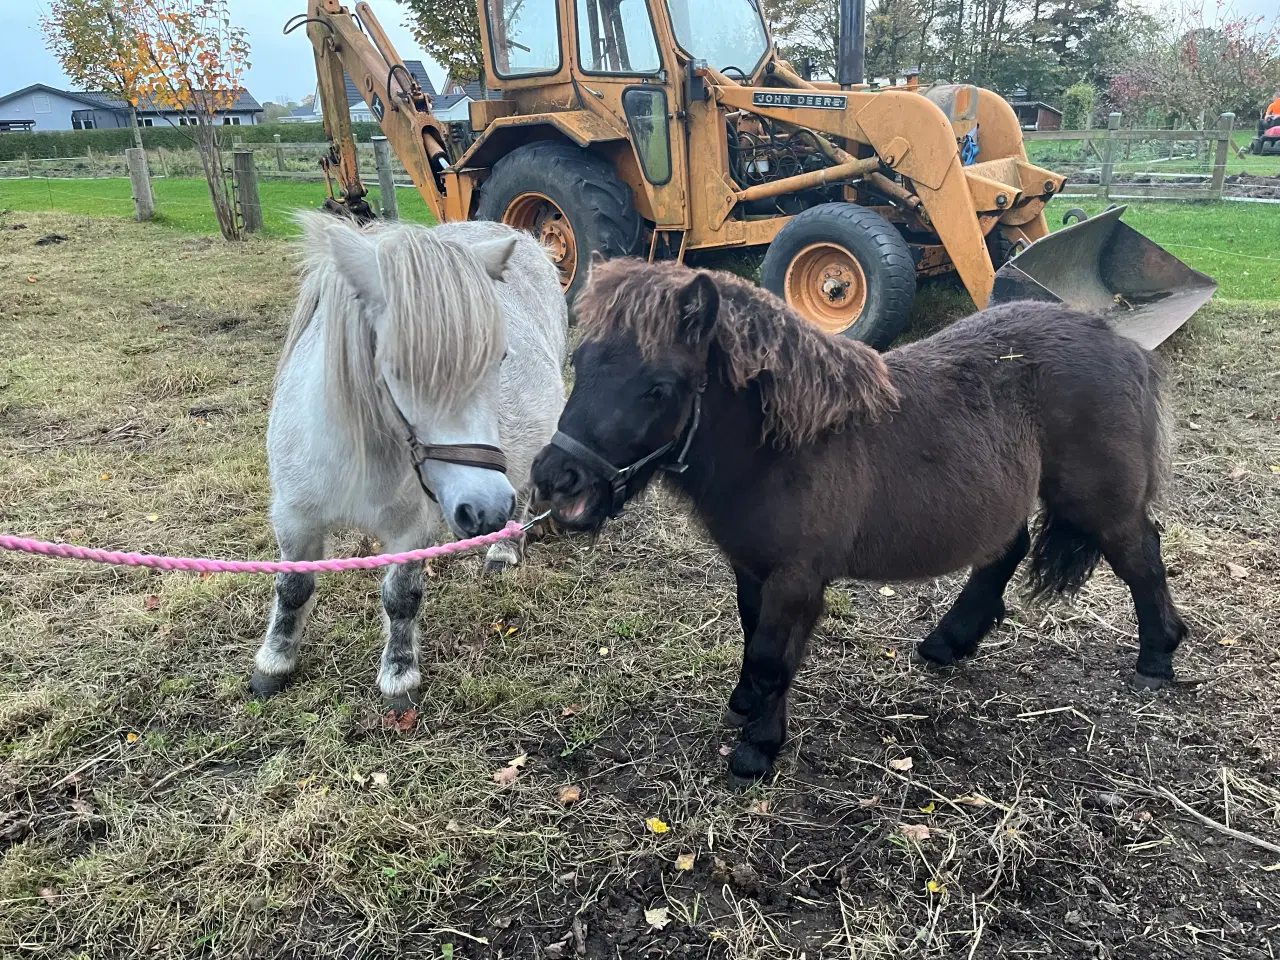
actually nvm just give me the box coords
[137,116,155,126]
[33,95,52,114]
[221,116,241,125]
[71,110,96,130]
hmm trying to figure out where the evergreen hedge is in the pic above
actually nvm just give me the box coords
[0,122,386,161]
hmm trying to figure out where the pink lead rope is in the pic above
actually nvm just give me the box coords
[0,522,526,575]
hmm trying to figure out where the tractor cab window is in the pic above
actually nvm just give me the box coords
[576,0,662,74]
[666,0,768,76]
[486,0,563,77]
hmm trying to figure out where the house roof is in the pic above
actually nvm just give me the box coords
[0,82,261,115]
[1009,101,1062,115]
[343,59,437,108]
[0,83,124,111]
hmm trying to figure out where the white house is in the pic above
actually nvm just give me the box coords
[282,63,498,126]
[0,83,263,132]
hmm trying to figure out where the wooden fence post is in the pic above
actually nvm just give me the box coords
[372,136,398,220]
[86,145,97,177]
[1098,112,1121,200]
[23,151,33,178]
[1210,112,1235,200]
[157,147,169,179]
[232,149,263,233]
[274,133,285,171]
[125,147,155,221]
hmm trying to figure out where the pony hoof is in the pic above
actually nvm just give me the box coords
[722,706,748,728]
[483,559,511,575]
[1132,671,1171,691]
[916,635,958,668]
[727,742,774,783]
[383,690,421,713]
[249,670,289,698]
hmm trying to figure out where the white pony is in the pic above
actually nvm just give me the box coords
[251,211,567,708]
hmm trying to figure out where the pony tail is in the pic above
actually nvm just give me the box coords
[1026,510,1104,601]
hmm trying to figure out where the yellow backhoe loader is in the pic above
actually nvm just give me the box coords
[294,0,1214,349]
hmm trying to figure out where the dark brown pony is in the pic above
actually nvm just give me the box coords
[531,259,1186,781]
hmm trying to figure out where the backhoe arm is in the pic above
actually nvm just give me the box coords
[302,0,450,221]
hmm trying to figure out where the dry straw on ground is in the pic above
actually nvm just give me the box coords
[2,212,1278,958]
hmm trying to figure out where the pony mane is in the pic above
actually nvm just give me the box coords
[576,259,900,446]
[280,211,505,459]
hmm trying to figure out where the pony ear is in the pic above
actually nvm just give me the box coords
[327,225,386,309]
[676,272,719,345]
[473,235,518,281]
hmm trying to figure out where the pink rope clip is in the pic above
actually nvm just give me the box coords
[0,522,525,575]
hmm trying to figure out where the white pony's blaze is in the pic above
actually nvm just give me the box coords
[251,212,567,706]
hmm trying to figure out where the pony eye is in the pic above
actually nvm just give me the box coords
[644,383,673,402]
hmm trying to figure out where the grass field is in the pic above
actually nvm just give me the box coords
[0,176,438,236]
[2,209,1279,958]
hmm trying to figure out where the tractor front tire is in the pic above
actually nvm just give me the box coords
[476,141,642,307]
[761,203,916,350]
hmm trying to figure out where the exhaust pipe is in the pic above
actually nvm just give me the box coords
[838,0,864,89]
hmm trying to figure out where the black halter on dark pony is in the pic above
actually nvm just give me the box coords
[549,382,705,516]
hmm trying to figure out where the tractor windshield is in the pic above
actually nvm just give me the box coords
[666,0,768,75]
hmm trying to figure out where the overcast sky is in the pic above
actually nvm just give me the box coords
[2,0,1276,105]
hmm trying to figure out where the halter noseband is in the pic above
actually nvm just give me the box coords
[381,382,507,503]
[549,382,705,516]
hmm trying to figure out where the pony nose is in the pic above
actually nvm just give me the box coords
[454,494,516,537]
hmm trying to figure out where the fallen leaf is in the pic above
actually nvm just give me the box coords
[146,514,159,522]
[889,757,914,772]
[675,852,695,871]
[1218,636,1240,647]
[27,275,37,283]
[918,801,936,814]
[899,823,931,842]
[99,473,111,482]
[718,744,732,757]
[557,785,582,806]
[645,816,670,834]
[64,528,85,539]
[71,798,93,815]
[1262,863,1280,872]
[125,732,139,744]
[199,572,212,580]
[1187,420,1201,431]
[955,795,988,808]
[1227,562,1249,579]
[143,595,160,611]
[38,887,57,905]
[509,753,528,768]
[370,771,389,788]
[351,771,368,786]
[1227,465,1247,481]
[598,646,609,656]
[882,647,897,659]
[156,323,170,332]
[878,585,896,597]
[858,795,881,808]
[748,799,770,815]
[926,879,947,895]
[561,703,582,717]
[494,764,520,786]
[1271,465,1280,473]
[424,562,437,578]
[644,906,671,930]
[297,777,313,790]
[381,708,418,733]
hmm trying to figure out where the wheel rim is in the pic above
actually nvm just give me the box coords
[783,242,868,335]
[502,192,578,291]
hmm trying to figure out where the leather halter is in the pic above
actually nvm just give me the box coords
[382,383,507,503]
[549,382,705,516]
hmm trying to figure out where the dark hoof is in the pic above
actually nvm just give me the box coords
[727,742,774,783]
[383,690,421,713]
[722,706,747,728]
[1132,671,1171,691]
[916,633,959,667]
[483,558,511,575]
[249,670,289,698]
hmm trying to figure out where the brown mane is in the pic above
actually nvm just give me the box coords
[576,258,900,447]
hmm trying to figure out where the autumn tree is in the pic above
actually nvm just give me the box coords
[128,0,251,240]
[398,0,484,86]
[41,0,147,148]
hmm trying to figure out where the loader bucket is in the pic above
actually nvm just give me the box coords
[990,205,1216,350]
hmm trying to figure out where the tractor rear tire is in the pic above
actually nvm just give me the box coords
[476,141,642,307]
[761,203,916,350]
